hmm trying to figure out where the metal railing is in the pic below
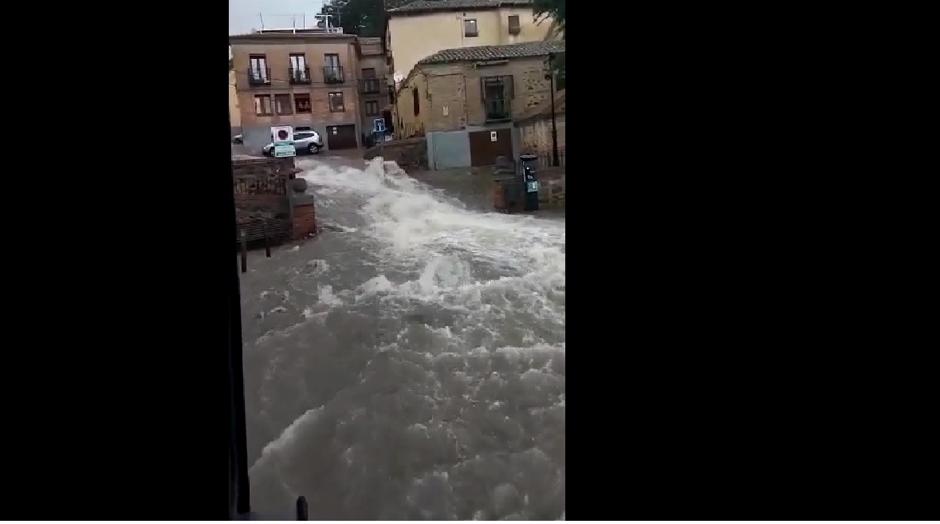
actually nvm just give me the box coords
[323,65,344,84]
[248,68,271,86]
[360,78,381,94]
[289,66,311,84]
[484,98,511,121]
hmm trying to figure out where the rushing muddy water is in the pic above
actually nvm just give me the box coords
[239,157,565,519]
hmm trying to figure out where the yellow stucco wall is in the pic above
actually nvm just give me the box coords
[387,7,552,87]
[229,70,241,129]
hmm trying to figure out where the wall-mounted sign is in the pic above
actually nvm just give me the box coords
[271,126,295,158]
[490,131,498,142]
[271,126,293,143]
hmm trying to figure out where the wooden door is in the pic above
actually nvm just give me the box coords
[469,128,513,166]
[326,124,358,150]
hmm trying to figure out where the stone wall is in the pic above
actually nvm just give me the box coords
[396,56,554,138]
[538,167,565,208]
[363,136,428,169]
[518,113,566,159]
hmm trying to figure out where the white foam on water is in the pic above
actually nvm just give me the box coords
[249,157,565,519]
[250,405,325,474]
[317,285,343,306]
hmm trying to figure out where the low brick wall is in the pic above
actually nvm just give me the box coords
[232,155,316,246]
[363,137,428,170]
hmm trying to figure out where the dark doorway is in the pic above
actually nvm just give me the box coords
[469,128,513,166]
[326,124,358,150]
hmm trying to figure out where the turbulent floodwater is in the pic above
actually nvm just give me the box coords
[239,157,565,519]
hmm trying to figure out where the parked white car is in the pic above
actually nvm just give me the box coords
[262,130,323,156]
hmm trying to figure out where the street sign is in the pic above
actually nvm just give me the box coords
[373,118,386,133]
[271,125,295,158]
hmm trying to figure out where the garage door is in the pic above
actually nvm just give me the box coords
[326,124,358,150]
[469,128,513,167]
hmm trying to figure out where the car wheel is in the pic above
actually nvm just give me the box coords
[308,144,320,154]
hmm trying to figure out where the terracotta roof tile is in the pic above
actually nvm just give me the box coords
[389,0,532,14]
[418,41,564,65]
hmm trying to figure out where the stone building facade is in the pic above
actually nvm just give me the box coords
[515,89,565,164]
[393,40,563,168]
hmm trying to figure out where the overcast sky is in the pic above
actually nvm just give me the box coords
[230,0,325,35]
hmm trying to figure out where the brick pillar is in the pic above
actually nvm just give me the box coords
[292,203,317,239]
[288,178,317,239]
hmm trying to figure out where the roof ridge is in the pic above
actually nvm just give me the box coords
[418,40,565,65]
[389,0,534,14]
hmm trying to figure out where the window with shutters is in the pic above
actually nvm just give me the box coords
[254,94,272,116]
[275,94,292,115]
[248,55,269,85]
[508,15,520,35]
[481,75,513,121]
[294,93,311,113]
[329,92,345,112]
[289,54,310,84]
[464,18,478,37]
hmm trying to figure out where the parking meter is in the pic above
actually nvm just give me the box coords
[519,154,540,211]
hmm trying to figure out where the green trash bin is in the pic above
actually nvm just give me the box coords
[519,154,540,211]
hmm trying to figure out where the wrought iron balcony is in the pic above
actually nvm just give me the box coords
[323,66,344,84]
[289,67,311,84]
[247,68,271,86]
[360,78,381,94]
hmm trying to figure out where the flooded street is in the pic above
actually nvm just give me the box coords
[238,155,565,519]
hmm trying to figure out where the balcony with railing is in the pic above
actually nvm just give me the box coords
[360,78,381,94]
[484,98,511,121]
[248,68,271,86]
[323,66,344,84]
[289,67,311,84]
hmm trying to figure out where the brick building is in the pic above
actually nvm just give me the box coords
[355,37,392,146]
[394,40,563,168]
[230,30,364,153]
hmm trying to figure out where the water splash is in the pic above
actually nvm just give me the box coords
[245,157,565,519]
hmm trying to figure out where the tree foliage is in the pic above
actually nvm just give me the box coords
[535,0,565,87]
[319,0,411,36]
[534,0,565,37]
